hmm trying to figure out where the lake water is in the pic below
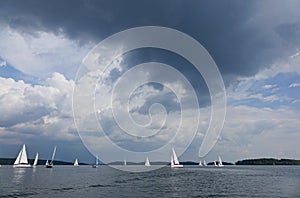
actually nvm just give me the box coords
[0,165,299,197]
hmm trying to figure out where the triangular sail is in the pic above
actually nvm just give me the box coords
[172,147,179,165]
[50,146,56,165]
[199,160,202,166]
[45,160,49,166]
[203,160,207,166]
[218,156,223,166]
[20,144,28,164]
[145,157,150,166]
[124,160,127,166]
[14,148,22,165]
[74,158,79,166]
[33,153,38,166]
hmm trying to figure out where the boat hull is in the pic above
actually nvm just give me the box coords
[13,164,31,168]
[45,165,53,168]
[171,164,183,168]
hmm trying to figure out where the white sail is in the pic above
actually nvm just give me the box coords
[45,160,49,166]
[199,160,202,166]
[172,147,179,165]
[96,155,99,166]
[124,160,127,166]
[14,148,22,165]
[13,144,31,168]
[203,160,207,166]
[145,157,150,166]
[170,147,183,168]
[20,144,28,164]
[214,161,217,166]
[33,153,38,166]
[218,156,224,167]
[74,158,79,166]
[14,144,29,164]
[50,146,56,164]
[170,156,174,166]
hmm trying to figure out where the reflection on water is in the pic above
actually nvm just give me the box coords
[12,168,26,184]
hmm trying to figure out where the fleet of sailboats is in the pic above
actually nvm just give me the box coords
[8,144,227,169]
[171,147,183,168]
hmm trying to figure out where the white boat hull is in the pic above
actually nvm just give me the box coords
[171,164,183,168]
[13,164,31,168]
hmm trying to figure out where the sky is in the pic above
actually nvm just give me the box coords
[0,0,299,164]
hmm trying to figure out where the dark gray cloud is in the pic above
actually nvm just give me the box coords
[1,0,299,81]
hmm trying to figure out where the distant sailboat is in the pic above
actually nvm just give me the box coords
[92,155,99,168]
[123,159,127,166]
[74,158,79,166]
[203,160,207,166]
[46,146,56,168]
[13,144,31,168]
[171,147,183,168]
[218,156,224,167]
[33,153,38,167]
[199,160,203,166]
[145,157,151,167]
[213,161,217,166]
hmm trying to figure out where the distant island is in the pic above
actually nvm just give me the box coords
[1,157,299,166]
[235,158,300,165]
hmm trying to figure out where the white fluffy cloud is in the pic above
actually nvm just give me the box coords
[253,54,300,80]
[0,60,6,67]
[289,83,300,88]
[0,24,93,78]
[0,72,76,144]
[214,105,300,161]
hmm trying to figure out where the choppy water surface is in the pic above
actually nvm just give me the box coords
[0,165,299,197]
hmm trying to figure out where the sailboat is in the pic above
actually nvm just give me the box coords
[218,156,224,167]
[45,146,56,168]
[74,158,79,166]
[171,147,183,168]
[203,160,207,166]
[145,157,151,167]
[199,160,203,166]
[92,155,99,168]
[213,161,217,166]
[33,153,38,167]
[123,159,127,166]
[13,144,31,168]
